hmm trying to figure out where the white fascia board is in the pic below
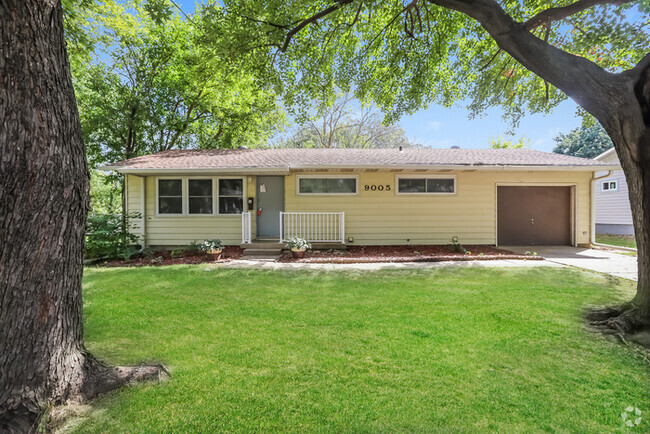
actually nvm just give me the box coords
[99,163,620,174]
[99,166,291,175]
[288,164,621,172]
[594,147,617,161]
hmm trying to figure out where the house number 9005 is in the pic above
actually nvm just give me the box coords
[364,184,391,191]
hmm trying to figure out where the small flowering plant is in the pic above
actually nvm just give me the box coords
[199,239,224,254]
[285,237,312,251]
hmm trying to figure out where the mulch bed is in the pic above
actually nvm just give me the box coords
[95,246,243,267]
[279,245,542,264]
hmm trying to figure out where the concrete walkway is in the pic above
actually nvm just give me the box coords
[218,258,563,271]
[502,245,638,281]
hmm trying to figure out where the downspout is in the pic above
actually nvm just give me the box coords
[591,170,613,245]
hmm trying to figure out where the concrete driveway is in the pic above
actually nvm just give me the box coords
[502,245,638,281]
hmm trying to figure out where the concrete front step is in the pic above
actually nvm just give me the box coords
[243,248,283,256]
[241,241,283,249]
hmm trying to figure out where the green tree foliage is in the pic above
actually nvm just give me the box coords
[489,135,530,149]
[89,170,122,214]
[200,1,648,125]
[85,213,141,260]
[278,93,415,148]
[553,124,614,159]
[65,0,285,169]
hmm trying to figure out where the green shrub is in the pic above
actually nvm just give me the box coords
[86,213,140,259]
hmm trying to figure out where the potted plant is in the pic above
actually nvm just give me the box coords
[285,237,312,259]
[200,239,224,261]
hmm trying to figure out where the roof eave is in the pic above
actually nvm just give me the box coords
[99,163,620,173]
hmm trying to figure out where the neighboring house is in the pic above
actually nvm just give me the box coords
[594,148,634,235]
[101,148,617,247]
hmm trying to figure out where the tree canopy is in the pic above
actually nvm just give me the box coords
[200,0,649,126]
[65,0,286,169]
[489,135,530,149]
[553,123,614,158]
[278,93,415,148]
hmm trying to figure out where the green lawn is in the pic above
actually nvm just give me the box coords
[596,233,637,249]
[75,266,649,432]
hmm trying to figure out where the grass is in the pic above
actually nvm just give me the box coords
[74,266,649,432]
[596,233,637,249]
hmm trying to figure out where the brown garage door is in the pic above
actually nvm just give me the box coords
[497,186,571,245]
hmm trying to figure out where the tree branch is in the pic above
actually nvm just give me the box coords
[427,0,616,120]
[241,15,290,29]
[280,0,354,52]
[524,0,633,30]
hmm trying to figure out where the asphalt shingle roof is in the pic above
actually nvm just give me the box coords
[104,148,613,170]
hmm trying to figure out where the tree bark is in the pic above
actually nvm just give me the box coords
[423,0,650,332]
[0,1,165,431]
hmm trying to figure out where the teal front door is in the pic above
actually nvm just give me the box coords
[256,176,284,238]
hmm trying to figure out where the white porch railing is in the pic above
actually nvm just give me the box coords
[280,212,345,243]
[241,212,252,244]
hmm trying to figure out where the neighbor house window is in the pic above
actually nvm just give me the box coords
[188,179,213,214]
[158,179,183,214]
[298,177,357,195]
[397,176,455,194]
[218,179,243,214]
[602,181,617,192]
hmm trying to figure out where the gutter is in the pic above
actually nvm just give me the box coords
[100,163,620,174]
[590,170,614,245]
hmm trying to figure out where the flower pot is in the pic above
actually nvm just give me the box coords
[291,248,306,259]
[207,249,223,261]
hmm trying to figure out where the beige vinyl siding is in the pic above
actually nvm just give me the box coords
[125,175,145,244]
[129,170,593,247]
[126,175,257,246]
[285,171,592,245]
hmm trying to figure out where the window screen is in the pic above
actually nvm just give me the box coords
[398,178,455,194]
[188,179,213,214]
[219,179,243,214]
[299,178,357,194]
[158,179,183,214]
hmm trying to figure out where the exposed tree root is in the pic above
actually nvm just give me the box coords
[79,356,170,401]
[585,303,650,349]
[0,358,169,433]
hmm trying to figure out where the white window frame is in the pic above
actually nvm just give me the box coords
[395,174,457,196]
[296,175,359,196]
[187,178,215,215]
[217,177,246,215]
[601,180,617,192]
[156,177,184,216]
[155,176,246,217]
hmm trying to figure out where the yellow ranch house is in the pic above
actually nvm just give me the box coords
[101,148,619,248]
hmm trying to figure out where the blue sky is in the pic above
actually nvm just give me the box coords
[175,0,583,152]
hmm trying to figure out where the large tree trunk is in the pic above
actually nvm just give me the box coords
[0,1,164,431]
[587,65,650,334]
[436,0,650,333]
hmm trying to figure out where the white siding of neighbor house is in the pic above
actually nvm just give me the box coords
[594,152,633,227]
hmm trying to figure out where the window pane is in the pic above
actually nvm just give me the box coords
[602,182,609,190]
[328,178,356,193]
[159,179,182,196]
[158,197,182,214]
[219,179,243,196]
[219,197,243,214]
[189,179,212,197]
[299,178,327,193]
[189,197,212,214]
[398,178,426,193]
[427,179,455,193]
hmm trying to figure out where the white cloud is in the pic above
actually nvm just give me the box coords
[427,121,444,132]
